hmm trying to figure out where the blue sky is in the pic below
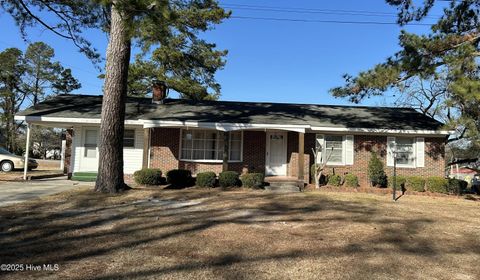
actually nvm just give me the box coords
[0,0,447,106]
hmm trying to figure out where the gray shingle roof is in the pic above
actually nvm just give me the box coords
[16,94,445,130]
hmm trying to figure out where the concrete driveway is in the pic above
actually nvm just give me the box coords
[0,177,92,207]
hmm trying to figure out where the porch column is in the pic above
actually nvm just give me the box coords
[222,131,230,172]
[23,123,31,181]
[64,128,73,178]
[142,128,151,168]
[298,132,305,182]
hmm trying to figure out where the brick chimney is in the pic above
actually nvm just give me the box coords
[152,81,167,104]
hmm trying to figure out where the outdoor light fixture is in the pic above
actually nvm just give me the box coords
[186,133,192,140]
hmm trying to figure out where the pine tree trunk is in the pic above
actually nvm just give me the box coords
[95,3,131,193]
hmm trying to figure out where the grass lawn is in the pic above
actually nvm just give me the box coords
[0,187,479,280]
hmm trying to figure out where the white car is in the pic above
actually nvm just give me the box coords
[0,147,38,172]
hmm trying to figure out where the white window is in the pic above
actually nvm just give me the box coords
[180,130,242,162]
[84,129,97,158]
[123,129,136,148]
[395,137,415,167]
[315,134,354,166]
[324,135,344,165]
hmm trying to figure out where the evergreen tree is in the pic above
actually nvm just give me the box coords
[330,0,480,143]
[0,43,80,153]
[0,48,27,152]
[368,152,387,187]
[0,0,230,193]
[52,68,82,95]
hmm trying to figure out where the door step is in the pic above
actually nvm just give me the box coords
[264,183,300,192]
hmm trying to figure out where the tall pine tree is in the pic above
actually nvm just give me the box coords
[1,1,230,193]
[330,0,480,143]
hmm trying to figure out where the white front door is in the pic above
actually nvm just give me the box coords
[266,131,287,176]
[80,128,99,171]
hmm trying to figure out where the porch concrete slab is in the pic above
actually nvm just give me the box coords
[0,177,93,207]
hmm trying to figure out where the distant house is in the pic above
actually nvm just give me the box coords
[15,85,451,185]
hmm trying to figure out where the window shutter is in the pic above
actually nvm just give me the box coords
[315,134,324,164]
[416,137,425,167]
[345,135,354,165]
[387,137,395,167]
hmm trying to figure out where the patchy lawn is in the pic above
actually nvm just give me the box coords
[0,187,479,280]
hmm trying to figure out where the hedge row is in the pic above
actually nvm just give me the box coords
[320,173,359,188]
[388,176,468,194]
[135,168,265,188]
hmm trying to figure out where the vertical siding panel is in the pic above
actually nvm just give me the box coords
[123,128,144,174]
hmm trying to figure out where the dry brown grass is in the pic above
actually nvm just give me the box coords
[0,160,62,181]
[0,187,479,280]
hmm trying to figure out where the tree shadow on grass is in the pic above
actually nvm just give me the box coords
[0,189,478,279]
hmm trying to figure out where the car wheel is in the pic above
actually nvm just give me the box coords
[1,161,14,172]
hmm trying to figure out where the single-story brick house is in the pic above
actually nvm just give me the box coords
[15,86,451,185]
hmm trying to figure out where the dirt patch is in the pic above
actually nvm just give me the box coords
[0,188,479,280]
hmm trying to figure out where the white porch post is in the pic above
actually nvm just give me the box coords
[23,123,31,180]
[60,139,66,171]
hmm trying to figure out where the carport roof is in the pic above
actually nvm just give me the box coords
[16,94,445,131]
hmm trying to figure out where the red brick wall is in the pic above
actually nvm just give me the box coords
[149,128,446,185]
[305,134,446,186]
[150,128,266,175]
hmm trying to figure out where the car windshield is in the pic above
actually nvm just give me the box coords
[0,147,14,155]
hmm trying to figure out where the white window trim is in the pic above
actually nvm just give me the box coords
[178,129,243,163]
[325,135,346,166]
[123,129,136,149]
[317,134,347,166]
[82,127,98,158]
[395,137,417,168]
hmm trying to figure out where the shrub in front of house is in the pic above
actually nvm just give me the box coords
[388,176,407,189]
[405,176,426,192]
[327,174,342,187]
[219,171,240,187]
[447,178,468,195]
[426,176,449,194]
[196,172,217,188]
[344,174,359,188]
[167,169,193,187]
[368,152,387,187]
[241,173,265,188]
[133,168,163,185]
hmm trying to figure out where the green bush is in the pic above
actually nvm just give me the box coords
[241,173,265,188]
[405,176,426,192]
[219,171,240,187]
[196,172,217,188]
[133,169,162,185]
[328,174,342,187]
[167,169,193,186]
[368,152,387,187]
[426,176,449,193]
[388,176,407,189]
[447,178,468,195]
[344,174,358,188]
